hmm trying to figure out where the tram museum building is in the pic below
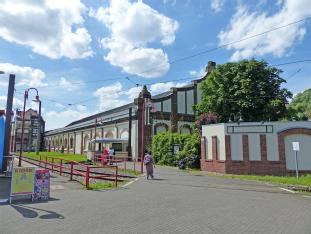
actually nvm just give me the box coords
[44,62,217,160]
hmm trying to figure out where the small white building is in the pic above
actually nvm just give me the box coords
[200,121,311,175]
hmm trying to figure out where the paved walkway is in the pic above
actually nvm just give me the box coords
[1,166,311,234]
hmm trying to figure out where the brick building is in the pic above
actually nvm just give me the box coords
[44,61,217,160]
[200,121,311,175]
[11,108,45,152]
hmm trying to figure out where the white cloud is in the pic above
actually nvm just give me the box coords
[125,86,141,100]
[150,81,188,94]
[0,63,47,87]
[93,82,127,111]
[0,95,24,109]
[58,77,83,91]
[218,0,311,61]
[189,67,207,77]
[0,0,93,59]
[211,0,225,12]
[44,108,90,130]
[91,0,179,78]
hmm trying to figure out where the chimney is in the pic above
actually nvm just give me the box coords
[205,61,216,74]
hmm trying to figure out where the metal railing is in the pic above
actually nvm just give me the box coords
[19,155,119,190]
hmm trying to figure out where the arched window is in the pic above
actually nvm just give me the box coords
[64,138,68,148]
[154,123,169,135]
[105,131,114,139]
[120,130,128,139]
[180,125,192,134]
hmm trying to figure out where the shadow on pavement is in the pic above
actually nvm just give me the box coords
[11,204,64,219]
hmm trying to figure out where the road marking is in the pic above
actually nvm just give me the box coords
[303,195,311,198]
[122,178,140,188]
[279,187,296,193]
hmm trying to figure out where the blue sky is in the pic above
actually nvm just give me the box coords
[0,0,310,130]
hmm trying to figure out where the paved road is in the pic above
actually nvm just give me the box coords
[1,166,311,234]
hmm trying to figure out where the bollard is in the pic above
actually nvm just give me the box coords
[60,159,63,176]
[115,166,118,187]
[52,158,54,172]
[86,166,90,190]
[124,159,126,175]
[70,161,74,180]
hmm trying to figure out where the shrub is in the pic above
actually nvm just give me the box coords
[151,131,200,167]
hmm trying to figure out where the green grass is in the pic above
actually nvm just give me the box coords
[23,152,87,163]
[121,168,142,176]
[85,180,128,190]
[208,173,311,187]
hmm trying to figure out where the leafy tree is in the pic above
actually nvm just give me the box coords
[194,59,292,122]
[288,88,311,120]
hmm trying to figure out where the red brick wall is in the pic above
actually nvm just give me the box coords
[200,135,225,173]
[201,132,288,175]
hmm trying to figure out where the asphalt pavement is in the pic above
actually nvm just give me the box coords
[1,166,311,234]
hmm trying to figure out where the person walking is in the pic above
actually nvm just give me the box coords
[108,147,114,165]
[144,151,155,179]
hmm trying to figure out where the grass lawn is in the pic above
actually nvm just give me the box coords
[85,180,128,190]
[202,172,311,187]
[122,169,142,176]
[23,152,87,163]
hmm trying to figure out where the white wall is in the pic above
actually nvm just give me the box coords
[285,134,311,170]
[186,90,194,114]
[177,91,185,114]
[202,124,226,160]
[230,135,243,160]
[163,99,171,112]
[75,133,81,154]
[248,134,260,161]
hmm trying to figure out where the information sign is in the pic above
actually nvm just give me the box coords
[292,142,300,151]
[11,167,35,196]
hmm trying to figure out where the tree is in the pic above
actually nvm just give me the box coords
[288,88,311,120]
[194,59,292,122]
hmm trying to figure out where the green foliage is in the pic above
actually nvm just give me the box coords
[23,152,87,163]
[194,59,292,122]
[151,131,200,166]
[288,88,311,120]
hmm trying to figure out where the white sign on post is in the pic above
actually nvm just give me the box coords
[292,142,300,151]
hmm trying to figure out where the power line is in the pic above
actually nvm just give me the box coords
[170,17,311,64]
[271,59,311,67]
[40,16,307,89]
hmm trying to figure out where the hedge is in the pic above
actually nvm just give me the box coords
[151,131,200,166]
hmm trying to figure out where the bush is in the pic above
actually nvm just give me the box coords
[151,131,200,167]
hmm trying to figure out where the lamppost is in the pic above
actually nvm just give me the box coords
[93,117,104,162]
[19,88,41,166]
[34,98,41,155]
[228,112,243,124]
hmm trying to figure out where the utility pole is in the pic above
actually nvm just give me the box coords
[2,74,15,172]
[36,100,42,155]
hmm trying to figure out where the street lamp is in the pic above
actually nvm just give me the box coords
[32,96,41,155]
[19,88,41,166]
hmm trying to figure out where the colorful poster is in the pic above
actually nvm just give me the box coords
[34,169,50,201]
[11,167,35,195]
